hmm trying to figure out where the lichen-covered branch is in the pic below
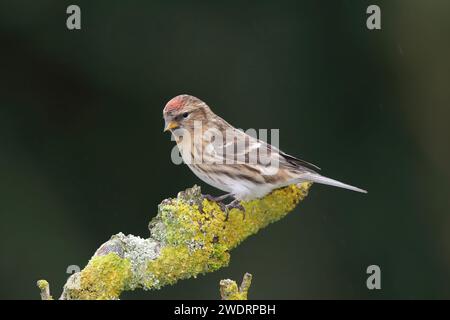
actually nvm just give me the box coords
[37,280,53,300]
[38,182,311,300]
[220,273,253,300]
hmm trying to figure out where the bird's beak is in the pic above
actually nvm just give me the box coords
[164,120,179,132]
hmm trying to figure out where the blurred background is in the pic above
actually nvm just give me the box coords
[1,0,449,299]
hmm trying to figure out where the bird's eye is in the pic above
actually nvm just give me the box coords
[182,112,189,118]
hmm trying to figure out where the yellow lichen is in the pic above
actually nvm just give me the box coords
[146,183,311,289]
[146,245,230,289]
[65,253,132,300]
[216,183,311,249]
[37,279,53,300]
[220,273,252,300]
[37,279,49,290]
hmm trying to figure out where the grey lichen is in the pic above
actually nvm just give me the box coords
[101,233,161,290]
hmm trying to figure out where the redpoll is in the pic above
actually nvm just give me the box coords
[163,94,366,211]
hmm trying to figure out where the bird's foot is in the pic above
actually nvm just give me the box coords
[201,194,245,221]
[224,199,245,221]
[201,193,230,213]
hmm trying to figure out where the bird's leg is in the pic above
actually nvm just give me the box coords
[201,193,245,221]
[202,193,233,202]
[202,193,232,213]
[224,199,245,221]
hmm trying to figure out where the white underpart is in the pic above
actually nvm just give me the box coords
[187,163,277,201]
[189,161,367,200]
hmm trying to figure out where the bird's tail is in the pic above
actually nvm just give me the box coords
[298,172,367,193]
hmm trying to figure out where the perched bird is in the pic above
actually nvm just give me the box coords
[163,94,366,215]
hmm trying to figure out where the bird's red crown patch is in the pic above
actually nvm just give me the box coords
[164,95,188,113]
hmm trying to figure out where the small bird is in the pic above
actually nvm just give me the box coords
[163,94,366,214]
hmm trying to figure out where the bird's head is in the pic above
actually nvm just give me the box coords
[163,94,212,133]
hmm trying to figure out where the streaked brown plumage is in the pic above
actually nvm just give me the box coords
[163,94,367,203]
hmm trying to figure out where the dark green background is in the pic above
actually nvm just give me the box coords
[1,0,449,299]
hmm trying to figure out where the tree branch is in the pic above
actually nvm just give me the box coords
[220,273,253,300]
[38,182,311,300]
[37,280,52,300]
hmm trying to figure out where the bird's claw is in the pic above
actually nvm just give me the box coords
[224,200,245,221]
[201,194,245,221]
[201,194,228,214]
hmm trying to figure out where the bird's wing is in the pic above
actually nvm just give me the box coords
[202,127,262,165]
[202,127,319,173]
[278,151,321,171]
